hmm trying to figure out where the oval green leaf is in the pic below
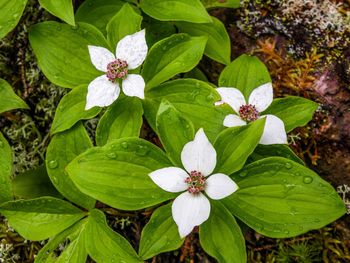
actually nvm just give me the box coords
[201,0,240,8]
[106,3,142,48]
[51,85,101,135]
[38,0,75,26]
[156,99,195,167]
[219,54,271,99]
[199,201,246,263]
[35,219,88,263]
[223,157,347,238]
[263,96,319,132]
[176,16,231,65]
[0,197,85,241]
[12,165,62,199]
[248,144,304,165]
[142,34,207,89]
[96,96,143,146]
[0,0,27,39]
[85,209,142,263]
[29,21,108,88]
[214,118,265,175]
[66,138,175,210]
[0,78,28,113]
[75,0,124,34]
[139,204,184,260]
[0,132,13,203]
[46,122,96,209]
[144,79,231,142]
[140,0,212,23]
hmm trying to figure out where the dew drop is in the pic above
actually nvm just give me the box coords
[51,176,59,185]
[121,142,128,149]
[284,229,290,235]
[290,207,297,215]
[71,24,79,31]
[206,93,215,102]
[303,176,313,184]
[0,141,4,148]
[48,160,58,169]
[285,162,292,169]
[56,25,62,31]
[136,145,149,156]
[239,171,247,177]
[299,225,304,231]
[106,152,117,159]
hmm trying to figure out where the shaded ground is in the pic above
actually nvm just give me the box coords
[0,0,350,262]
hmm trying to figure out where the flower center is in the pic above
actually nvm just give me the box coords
[106,59,128,82]
[239,104,259,122]
[185,171,206,194]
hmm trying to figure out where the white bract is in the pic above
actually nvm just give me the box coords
[216,83,287,145]
[149,128,238,238]
[85,29,148,110]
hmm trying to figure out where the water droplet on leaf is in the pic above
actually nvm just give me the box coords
[106,152,117,159]
[136,145,149,156]
[48,160,58,169]
[303,176,313,184]
[121,142,128,149]
[285,162,292,169]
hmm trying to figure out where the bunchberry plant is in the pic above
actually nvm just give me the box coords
[0,0,347,262]
[86,29,148,109]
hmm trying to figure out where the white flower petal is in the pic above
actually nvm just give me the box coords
[181,128,216,176]
[205,173,239,200]
[149,167,188,193]
[248,83,273,112]
[172,192,210,238]
[223,114,247,127]
[85,75,120,110]
[259,115,288,145]
[216,87,246,114]
[88,45,115,72]
[122,74,145,99]
[116,29,148,70]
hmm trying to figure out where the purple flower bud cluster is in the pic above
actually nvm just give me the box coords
[106,59,128,82]
[239,104,259,122]
[185,171,206,194]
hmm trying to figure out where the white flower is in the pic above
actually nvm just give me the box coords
[85,29,148,110]
[216,83,287,145]
[149,128,238,238]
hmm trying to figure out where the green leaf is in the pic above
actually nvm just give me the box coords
[0,0,27,39]
[51,85,101,135]
[75,0,124,34]
[144,79,231,142]
[223,157,347,238]
[199,202,246,263]
[142,34,207,89]
[29,21,108,89]
[142,17,176,48]
[140,0,212,23]
[201,0,240,8]
[219,54,271,99]
[214,119,265,175]
[38,0,75,26]
[12,165,62,199]
[35,219,88,263]
[176,16,231,65]
[0,197,85,241]
[96,96,143,146]
[156,99,195,167]
[139,204,184,260]
[183,67,208,82]
[46,122,95,210]
[106,3,142,48]
[85,209,142,263]
[263,96,319,132]
[66,138,175,210]
[0,132,13,203]
[0,78,28,113]
[248,144,304,165]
